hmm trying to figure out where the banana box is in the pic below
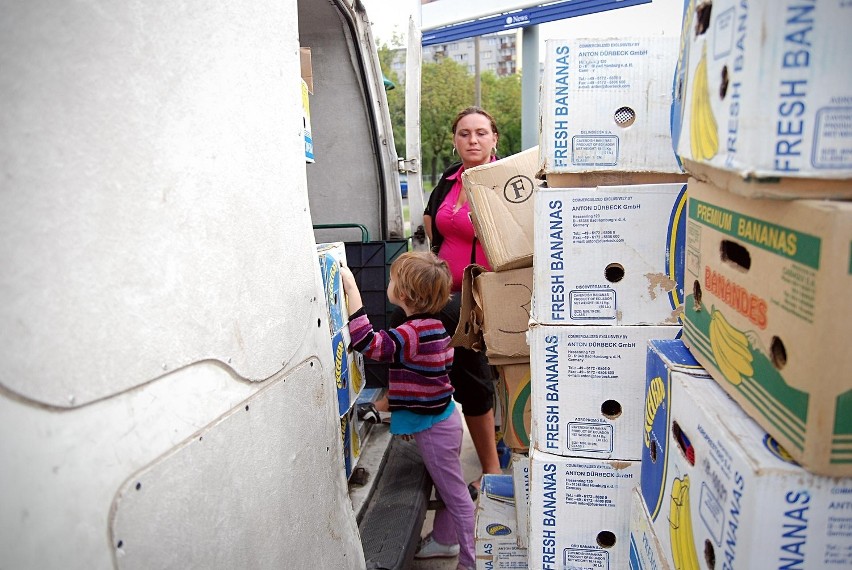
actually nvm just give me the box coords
[641,339,852,569]
[529,324,681,461]
[673,0,852,195]
[475,474,528,570]
[331,326,352,416]
[531,183,688,326]
[496,363,531,452]
[348,349,365,414]
[528,448,641,570]
[628,487,671,570]
[682,178,852,476]
[340,404,362,480]
[302,78,314,163]
[540,37,682,175]
[317,242,349,335]
[511,453,530,549]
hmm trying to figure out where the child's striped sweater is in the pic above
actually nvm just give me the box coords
[348,307,454,415]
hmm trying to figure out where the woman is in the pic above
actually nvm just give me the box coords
[422,106,502,494]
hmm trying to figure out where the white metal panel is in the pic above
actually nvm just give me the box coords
[110,360,359,570]
[1,357,362,569]
[0,1,316,407]
[405,10,428,251]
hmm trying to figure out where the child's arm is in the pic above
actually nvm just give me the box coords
[339,265,363,314]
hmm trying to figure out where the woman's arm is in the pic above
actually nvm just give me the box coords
[423,214,433,242]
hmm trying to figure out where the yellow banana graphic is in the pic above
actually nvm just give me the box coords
[709,308,754,385]
[351,354,364,394]
[669,475,700,570]
[689,45,718,160]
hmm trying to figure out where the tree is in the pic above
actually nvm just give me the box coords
[420,58,473,184]
[481,71,522,158]
[375,36,524,184]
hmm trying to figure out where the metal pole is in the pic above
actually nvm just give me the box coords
[521,24,540,150]
[474,36,481,106]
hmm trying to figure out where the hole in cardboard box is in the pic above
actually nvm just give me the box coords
[596,530,616,548]
[601,399,622,419]
[693,281,703,310]
[770,336,787,370]
[720,240,751,271]
[614,106,636,128]
[649,437,658,463]
[672,421,695,466]
[605,263,625,283]
[705,539,716,568]
[720,65,729,99]
[695,2,713,35]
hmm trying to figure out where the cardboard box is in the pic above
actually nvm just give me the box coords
[672,0,852,187]
[511,453,530,550]
[641,339,852,569]
[349,349,365,415]
[528,448,641,570]
[529,324,681,461]
[546,171,688,190]
[331,327,351,416]
[475,474,529,570]
[340,404,362,480]
[453,264,533,364]
[463,147,541,271]
[628,487,671,570]
[531,183,688,326]
[302,79,314,163]
[299,47,313,94]
[540,37,682,175]
[497,363,532,452]
[317,242,348,334]
[682,178,852,476]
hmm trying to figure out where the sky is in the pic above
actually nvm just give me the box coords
[360,0,685,51]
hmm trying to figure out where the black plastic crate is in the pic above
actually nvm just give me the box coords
[345,240,408,388]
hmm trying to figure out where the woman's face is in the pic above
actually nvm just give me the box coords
[453,113,498,168]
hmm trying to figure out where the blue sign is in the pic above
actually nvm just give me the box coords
[422,0,651,46]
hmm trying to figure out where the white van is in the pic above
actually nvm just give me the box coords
[0,1,427,568]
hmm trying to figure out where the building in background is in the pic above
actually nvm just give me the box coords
[388,29,521,85]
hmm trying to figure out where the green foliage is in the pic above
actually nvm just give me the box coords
[375,37,523,184]
[421,58,473,184]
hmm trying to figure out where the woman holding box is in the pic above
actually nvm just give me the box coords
[422,106,502,495]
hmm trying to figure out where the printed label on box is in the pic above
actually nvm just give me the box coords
[565,547,608,569]
[569,289,616,320]
[568,422,613,453]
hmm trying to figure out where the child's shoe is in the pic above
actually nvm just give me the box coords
[414,534,460,559]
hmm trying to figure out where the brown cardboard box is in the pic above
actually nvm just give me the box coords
[452,264,532,364]
[496,362,531,452]
[682,177,852,476]
[462,147,540,271]
[300,47,313,93]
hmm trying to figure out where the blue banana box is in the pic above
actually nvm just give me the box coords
[641,339,852,569]
[317,242,348,336]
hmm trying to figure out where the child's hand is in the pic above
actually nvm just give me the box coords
[339,265,357,292]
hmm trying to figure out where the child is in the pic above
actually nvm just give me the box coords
[340,252,475,570]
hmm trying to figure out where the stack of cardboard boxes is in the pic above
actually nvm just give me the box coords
[526,37,689,570]
[631,2,852,568]
[456,146,539,568]
[317,242,366,479]
[460,36,693,569]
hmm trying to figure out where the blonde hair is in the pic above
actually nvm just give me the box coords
[390,251,453,315]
